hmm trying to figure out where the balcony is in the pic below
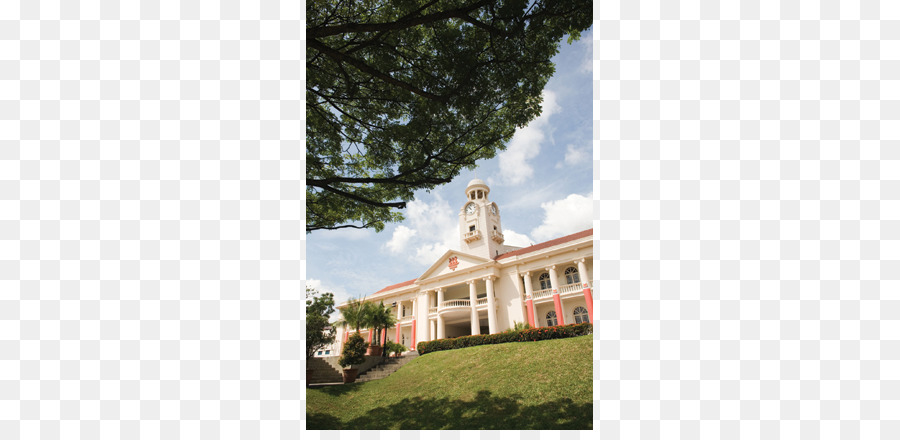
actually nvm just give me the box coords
[532,288,553,300]
[490,230,504,244]
[476,298,487,306]
[440,299,471,309]
[463,230,481,243]
[558,282,584,295]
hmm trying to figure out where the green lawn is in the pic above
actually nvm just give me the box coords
[307,334,593,430]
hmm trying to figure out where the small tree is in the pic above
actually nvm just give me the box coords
[336,297,369,334]
[339,333,367,369]
[367,301,398,355]
[306,287,336,360]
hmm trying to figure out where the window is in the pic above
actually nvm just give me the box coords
[539,273,552,290]
[573,306,589,324]
[324,350,331,355]
[469,225,476,232]
[317,351,323,355]
[565,267,580,284]
[545,310,558,326]
[401,334,406,345]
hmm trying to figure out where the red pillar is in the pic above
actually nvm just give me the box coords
[395,323,400,343]
[582,284,594,323]
[411,320,417,348]
[525,298,535,327]
[553,293,565,325]
[381,328,386,345]
[367,328,373,344]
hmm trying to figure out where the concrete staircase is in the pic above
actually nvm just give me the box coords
[307,357,343,384]
[356,352,419,382]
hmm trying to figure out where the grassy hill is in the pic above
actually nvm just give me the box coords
[306,334,593,430]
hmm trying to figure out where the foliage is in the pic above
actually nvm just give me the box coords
[386,341,408,356]
[416,322,592,354]
[507,321,532,332]
[306,287,336,360]
[365,301,398,354]
[339,333,368,368]
[306,0,592,232]
[307,335,593,429]
[335,297,369,333]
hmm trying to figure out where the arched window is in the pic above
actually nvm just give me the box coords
[539,273,552,290]
[545,310,558,326]
[565,267,580,284]
[573,306,589,324]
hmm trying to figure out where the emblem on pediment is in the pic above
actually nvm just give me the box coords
[448,256,459,271]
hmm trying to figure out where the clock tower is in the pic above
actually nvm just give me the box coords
[459,178,506,259]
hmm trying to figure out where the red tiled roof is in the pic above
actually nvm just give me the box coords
[373,278,417,295]
[495,228,593,260]
[369,228,592,295]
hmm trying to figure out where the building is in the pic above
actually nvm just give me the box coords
[334,178,594,353]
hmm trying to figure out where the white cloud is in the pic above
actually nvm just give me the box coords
[502,229,533,248]
[306,278,350,320]
[497,90,561,185]
[530,192,593,242]
[562,144,588,167]
[383,194,459,266]
[578,29,593,73]
[385,225,416,254]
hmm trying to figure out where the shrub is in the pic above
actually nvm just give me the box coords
[385,341,407,356]
[416,322,593,355]
[339,333,367,368]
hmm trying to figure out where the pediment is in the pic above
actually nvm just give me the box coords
[417,249,493,281]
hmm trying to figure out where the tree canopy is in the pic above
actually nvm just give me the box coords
[306,287,336,359]
[307,0,592,232]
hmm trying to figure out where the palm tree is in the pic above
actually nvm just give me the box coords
[368,302,398,356]
[336,297,369,335]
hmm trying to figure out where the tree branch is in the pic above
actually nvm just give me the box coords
[307,0,493,38]
[308,38,445,103]
[312,183,408,209]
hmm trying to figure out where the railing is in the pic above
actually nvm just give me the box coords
[463,230,481,243]
[532,288,553,299]
[399,315,414,323]
[558,282,583,295]
[440,299,471,309]
[490,230,504,243]
[476,298,488,306]
[429,307,437,315]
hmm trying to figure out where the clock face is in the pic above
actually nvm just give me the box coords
[465,203,477,215]
[490,204,498,215]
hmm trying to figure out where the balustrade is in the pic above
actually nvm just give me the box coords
[440,299,471,309]
[532,288,553,299]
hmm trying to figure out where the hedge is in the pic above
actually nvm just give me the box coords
[415,322,593,355]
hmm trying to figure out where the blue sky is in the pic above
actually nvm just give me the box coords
[307,30,594,310]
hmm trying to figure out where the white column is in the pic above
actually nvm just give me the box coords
[548,265,564,325]
[485,276,498,334]
[436,288,445,339]
[469,280,480,335]
[524,272,539,328]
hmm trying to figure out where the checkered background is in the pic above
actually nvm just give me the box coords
[2,0,898,439]
[594,1,899,439]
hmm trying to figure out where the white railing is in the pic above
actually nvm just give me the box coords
[532,288,553,299]
[490,230,504,243]
[399,315,414,323]
[440,299,470,309]
[476,298,488,306]
[429,307,437,315]
[463,230,481,243]
[558,282,583,295]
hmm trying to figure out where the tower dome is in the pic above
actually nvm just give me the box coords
[465,178,489,200]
